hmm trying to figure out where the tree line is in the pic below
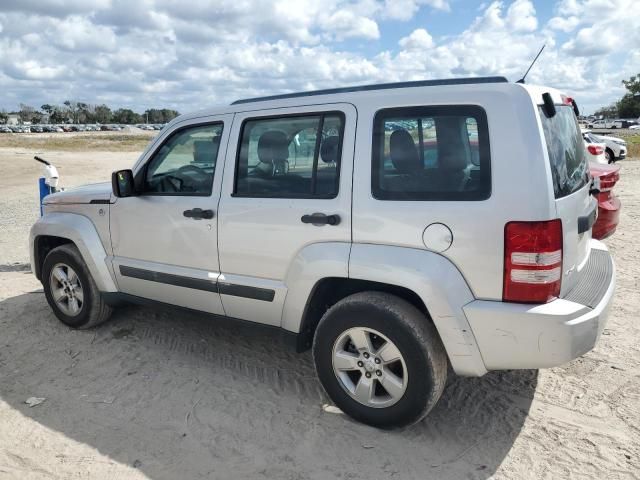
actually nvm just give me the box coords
[594,73,640,119]
[0,101,179,125]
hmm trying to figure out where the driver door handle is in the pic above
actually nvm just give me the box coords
[301,213,341,226]
[183,208,214,220]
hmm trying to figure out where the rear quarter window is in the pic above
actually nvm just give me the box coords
[372,105,491,201]
[538,105,589,198]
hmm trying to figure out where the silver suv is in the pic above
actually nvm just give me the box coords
[30,77,615,428]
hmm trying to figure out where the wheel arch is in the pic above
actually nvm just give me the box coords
[33,235,73,280]
[283,243,488,377]
[605,147,615,163]
[30,213,118,292]
[296,277,430,352]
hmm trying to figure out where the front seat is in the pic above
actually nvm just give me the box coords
[315,135,340,195]
[193,138,220,165]
[252,130,306,194]
[255,130,290,177]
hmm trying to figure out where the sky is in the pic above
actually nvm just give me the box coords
[0,0,638,115]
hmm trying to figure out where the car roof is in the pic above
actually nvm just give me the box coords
[168,77,567,128]
[231,76,508,105]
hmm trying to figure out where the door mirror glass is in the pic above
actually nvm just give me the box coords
[112,169,136,197]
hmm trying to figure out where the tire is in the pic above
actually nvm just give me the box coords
[42,243,113,329]
[605,149,615,164]
[313,292,448,429]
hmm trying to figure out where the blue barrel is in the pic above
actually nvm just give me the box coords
[38,177,50,216]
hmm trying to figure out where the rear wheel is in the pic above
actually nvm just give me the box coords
[313,292,447,429]
[605,148,614,164]
[42,244,112,329]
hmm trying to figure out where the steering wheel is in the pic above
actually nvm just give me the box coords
[159,174,183,192]
[176,164,208,177]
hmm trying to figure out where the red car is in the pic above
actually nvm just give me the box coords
[590,163,621,240]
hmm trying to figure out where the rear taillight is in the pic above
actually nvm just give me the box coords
[587,145,604,155]
[503,220,563,303]
[598,170,619,192]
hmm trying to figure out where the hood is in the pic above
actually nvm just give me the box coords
[43,181,112,205]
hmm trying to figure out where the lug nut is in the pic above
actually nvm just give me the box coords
[357,361,364,367]
[365,372,371,378]
[374,358,381,364]
[376,370,382,376]
[363,352,370,359]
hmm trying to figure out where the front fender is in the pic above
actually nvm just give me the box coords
[29,213,118,292]
[349,244,487,377]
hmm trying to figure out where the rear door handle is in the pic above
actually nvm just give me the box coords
[301,213,341,226]
[183,208,214,220]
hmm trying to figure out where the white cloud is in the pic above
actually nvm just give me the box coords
[550,0,640,56]
[399,29,434,49]
[383,0,450,21]
[547,16,579,32]
[51,16,118,52]
[505,0,538,32]
[0,0,637,114]
[320,10,380,40]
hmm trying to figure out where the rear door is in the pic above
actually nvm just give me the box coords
[217,103,355,326]
[538,104,594,295]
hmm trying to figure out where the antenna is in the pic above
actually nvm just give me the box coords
[516,44,545,84]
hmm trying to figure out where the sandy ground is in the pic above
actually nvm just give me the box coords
[0,140,638,479]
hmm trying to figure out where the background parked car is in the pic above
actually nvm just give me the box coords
[582,130,607,164]
[586,131,627,163]
[590,163,621,240]
[588,119,620,129]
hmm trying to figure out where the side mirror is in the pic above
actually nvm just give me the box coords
[112,169,136,197]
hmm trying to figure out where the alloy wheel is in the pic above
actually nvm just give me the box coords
[49,263,84,317]
[331,327,408,408]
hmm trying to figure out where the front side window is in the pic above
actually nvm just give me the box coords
[372,105,491,201]
[143,123,223,195]
[235,113,344,198]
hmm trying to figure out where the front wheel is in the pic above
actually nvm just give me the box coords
[313,292,448,429]
[42,244,113,329]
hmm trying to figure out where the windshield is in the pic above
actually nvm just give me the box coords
[539,105,589,198]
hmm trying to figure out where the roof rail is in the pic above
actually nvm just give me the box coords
[231,76,509,105]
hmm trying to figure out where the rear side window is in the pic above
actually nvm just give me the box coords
[372,105,491,201]
[539,105,588,198]
[235,113,344,198]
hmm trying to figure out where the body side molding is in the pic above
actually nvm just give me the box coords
[119,265,276,301]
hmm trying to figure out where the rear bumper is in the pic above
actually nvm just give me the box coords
[464,241,615,371]
[593,196,621,240]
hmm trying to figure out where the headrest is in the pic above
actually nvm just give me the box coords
[390,129,421,174]
[257,130,289,164]
[193,139,219,163]
[435,118,469,171]
[320,136,340,163]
